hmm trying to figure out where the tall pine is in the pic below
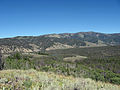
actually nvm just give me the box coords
[0,49,3,70]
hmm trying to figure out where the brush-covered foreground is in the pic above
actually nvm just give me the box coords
[0,69,120,90]
[3,50,120,85]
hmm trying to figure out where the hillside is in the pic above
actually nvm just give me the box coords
[0,45,119,85]
[0,32,120,53]
[0,69,120,90]
[0,44,120,89]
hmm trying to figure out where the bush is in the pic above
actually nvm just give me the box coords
[110,77,120,85]
[37,52,49,55]
[23,77,32,88]
[13,52,21,59]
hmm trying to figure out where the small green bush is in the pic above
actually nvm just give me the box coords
[110,77,120,85]
[23,77,32,88]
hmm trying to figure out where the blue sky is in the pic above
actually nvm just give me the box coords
[0,0,120,38]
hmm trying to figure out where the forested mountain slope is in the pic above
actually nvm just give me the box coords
[0,32,120,53]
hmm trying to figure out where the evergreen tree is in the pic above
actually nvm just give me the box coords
[0,49,3,70]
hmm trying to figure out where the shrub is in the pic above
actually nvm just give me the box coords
[23,77,32,88]
[110,77,120,85]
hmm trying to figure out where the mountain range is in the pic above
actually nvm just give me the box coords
[0,31,120,53]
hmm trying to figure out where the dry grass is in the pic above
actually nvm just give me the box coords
[0,69,120,90]
[63,55,87,62]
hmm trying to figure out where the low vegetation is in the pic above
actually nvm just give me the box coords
[0,69,120,90]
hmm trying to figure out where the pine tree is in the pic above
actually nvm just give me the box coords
[0,49,3,70]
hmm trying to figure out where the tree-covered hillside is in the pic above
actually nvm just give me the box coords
[0,32,120,53]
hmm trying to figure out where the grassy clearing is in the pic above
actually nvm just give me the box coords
[0,69,120,90]
[63,55,87,62]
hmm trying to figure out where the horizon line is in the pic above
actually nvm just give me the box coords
[0,31,120,39]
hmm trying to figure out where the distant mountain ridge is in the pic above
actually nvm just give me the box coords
[0,31,120,53]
